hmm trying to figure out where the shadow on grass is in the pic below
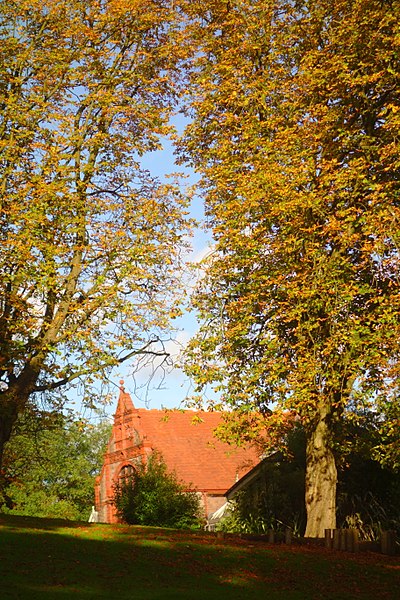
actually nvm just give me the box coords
[0,517,270,600]
[0,515,399,600]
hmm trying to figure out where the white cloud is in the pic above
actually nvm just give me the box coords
[191,242,216,264]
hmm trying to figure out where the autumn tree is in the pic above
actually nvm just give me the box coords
[179,0,400,536]
[0,0,189,470]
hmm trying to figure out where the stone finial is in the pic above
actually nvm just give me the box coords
[119,379,125,392]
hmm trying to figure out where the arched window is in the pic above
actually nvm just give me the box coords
[119,464,135,486]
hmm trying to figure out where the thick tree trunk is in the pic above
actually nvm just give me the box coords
[0,400,18,475]
[0,370,39,474]
[304,412,337,538]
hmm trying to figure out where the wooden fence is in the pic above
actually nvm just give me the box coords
[215,528,398,555]
[324,528,397,555]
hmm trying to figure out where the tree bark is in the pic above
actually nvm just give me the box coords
[0,367,40,474]
[304,411,337,538]
[0,399,18,475]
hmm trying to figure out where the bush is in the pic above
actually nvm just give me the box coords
[217,463,306,536]
[112,451,201,529]
[337,455,400,540]
[218,426,307,536]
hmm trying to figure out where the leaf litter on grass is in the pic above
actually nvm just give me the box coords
[0,515,399,600]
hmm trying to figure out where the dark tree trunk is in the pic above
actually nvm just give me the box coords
[304,410,337,538]
[0,399,18,475]
[0,367,40,474]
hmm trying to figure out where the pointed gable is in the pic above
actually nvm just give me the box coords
[115,379,136,416]
[95,381,261,522]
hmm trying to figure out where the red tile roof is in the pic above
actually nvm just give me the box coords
[135,409,259,491]
[113,384,261,493]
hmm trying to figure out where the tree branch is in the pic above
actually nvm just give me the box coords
[32,338,171,393]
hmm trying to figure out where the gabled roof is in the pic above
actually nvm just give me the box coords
[225,452,280,499]
[112,382,261,493]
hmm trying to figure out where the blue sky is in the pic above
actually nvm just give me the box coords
[96,122,214,416]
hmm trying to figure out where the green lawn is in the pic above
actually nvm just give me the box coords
[0,514,398,599]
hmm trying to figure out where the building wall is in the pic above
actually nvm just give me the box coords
[95,383,260,524]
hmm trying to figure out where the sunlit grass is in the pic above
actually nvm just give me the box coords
[0,514,398,599]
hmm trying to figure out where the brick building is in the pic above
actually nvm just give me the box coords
[95,381,261,523]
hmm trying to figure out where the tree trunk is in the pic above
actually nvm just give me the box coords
[0,371,39,474]
[304,412,337,538]
[0,400,18,475]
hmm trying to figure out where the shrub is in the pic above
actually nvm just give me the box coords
[112,451,201,529]
[337,455,400,540]
[217,464,306,536]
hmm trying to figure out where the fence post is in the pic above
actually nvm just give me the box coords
[345,529,358,552]
[267,529,275,544]
[285,528,292,545]
[325,529,333,550]
[381,530,396,555]
[340,529,347,551]
[333,529,341,550]
[351,529,359,552]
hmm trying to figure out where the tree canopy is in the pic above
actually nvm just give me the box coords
[1,411,111,520]
[1,0,399,538]
[179,0,400,536]
[0,0,190,467]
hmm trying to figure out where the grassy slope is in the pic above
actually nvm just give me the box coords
[0,514,399,600]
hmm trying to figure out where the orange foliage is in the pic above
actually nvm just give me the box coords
[179,0,400,536]
[0,0,190,463]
